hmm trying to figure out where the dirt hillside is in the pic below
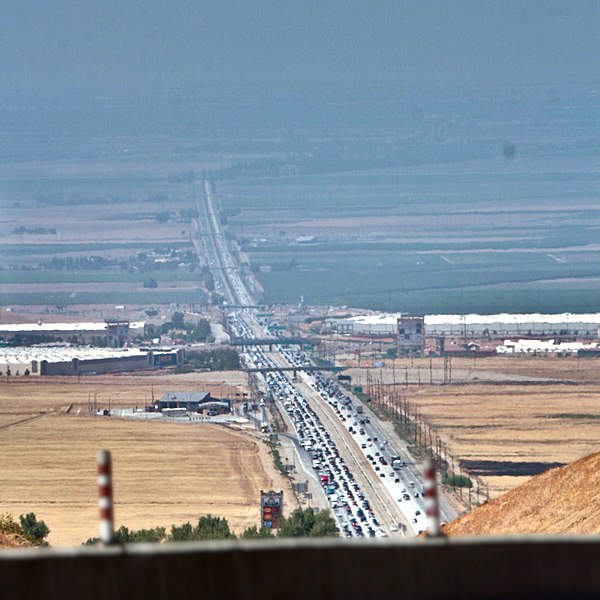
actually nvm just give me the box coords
[444,451,600,535]
[0,532,33,549]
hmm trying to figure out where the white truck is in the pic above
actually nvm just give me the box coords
[391,455,404,470]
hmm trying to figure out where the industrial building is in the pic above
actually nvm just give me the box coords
[425,313,600,338]
[0,346,183,376]
[322,313,600,339]
[0,320,145,347]
[397,314,425,356]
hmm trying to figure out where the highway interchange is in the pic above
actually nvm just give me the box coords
[194,180,458,537]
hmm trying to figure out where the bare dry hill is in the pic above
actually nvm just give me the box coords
[444,451,600,536]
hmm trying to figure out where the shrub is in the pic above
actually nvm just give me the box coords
[442,473,473,488]
[0,512,50,546]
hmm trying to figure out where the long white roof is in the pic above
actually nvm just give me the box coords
[0,346,170,364]
[347,313,600,326]
[0,321,145,333]
[498,339,600,354]
[426,313,600,325]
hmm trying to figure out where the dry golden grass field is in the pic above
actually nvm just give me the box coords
[341,355,600,499]
[0,374,291,547]
[374,356,600,498]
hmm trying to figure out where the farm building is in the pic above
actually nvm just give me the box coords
[157,391,231,415]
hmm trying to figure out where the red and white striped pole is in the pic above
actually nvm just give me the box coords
[97,450,116,544]
[423,458,442,537]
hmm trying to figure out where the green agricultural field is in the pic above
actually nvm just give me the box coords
[1,289,206,307]
[1,241,191,257]
[0,270,201,285]
[222,155,600,313]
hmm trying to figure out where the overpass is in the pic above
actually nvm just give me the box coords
[222,305,262,309]
[231,337,319,350]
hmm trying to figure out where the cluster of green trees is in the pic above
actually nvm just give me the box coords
[0,513,50,546]
[160,311,214,343]
[155,208,200,223]
[277,507,339,538]
[84,509,337,545]
[200,266,215,292]
[184,348,240,371]
[143,277,158,288]
[132,249,199,273]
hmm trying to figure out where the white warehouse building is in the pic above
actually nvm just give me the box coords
[324,313,600,338]
[0,346,183,376]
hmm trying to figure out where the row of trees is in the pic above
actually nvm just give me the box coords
[32,191,197,207]
[37,247,200,274]
[155,208,199,223]
[41,256,116,270]
[84,509,337,545]
[12,226,57,235]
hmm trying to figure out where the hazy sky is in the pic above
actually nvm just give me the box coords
[3,1,599,95]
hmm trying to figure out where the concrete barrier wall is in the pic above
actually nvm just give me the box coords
[2,536,600,600]
[42,356,150,376]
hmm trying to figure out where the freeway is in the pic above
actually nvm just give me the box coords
[193,179,458,536]
[243,366,343,374]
